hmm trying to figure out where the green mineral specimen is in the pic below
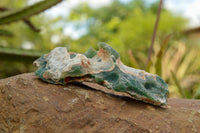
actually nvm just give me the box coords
[33,43,169,106]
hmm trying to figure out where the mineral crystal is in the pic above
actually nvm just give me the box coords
[33,43,169,106]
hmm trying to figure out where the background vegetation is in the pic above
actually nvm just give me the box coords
[0,0,200,99]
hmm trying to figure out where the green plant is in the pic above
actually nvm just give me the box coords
[0,0,63,78]
[0,0,62,25]
[142,39,200,99]
[0,0,63,60]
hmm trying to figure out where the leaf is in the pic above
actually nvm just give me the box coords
[171,71,187,98]
[128,50,139,68]
[193,87,200,99]
[155,34,172,76]
[0,29,14,37]
[0,47,44,62]
[146,60,153,72]
[0,0,63,25]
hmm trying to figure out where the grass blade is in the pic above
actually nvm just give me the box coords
[146,60,153,72]
[193,87,200,99]
[128,50,139,68]
[155,34,172,76]
[171,70,186,98]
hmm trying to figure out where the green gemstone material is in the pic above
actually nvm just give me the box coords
[33,43,169,106]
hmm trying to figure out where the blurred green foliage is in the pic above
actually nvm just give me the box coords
[67,0,187,68]
[0,0,200,99]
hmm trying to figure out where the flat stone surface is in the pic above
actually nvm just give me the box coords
[0,73,200,133]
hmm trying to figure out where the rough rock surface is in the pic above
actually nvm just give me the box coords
[0,73,200,133]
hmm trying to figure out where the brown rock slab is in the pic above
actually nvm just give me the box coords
[0,73,200,133]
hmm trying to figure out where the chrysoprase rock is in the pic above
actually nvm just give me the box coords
[33,43,169,106]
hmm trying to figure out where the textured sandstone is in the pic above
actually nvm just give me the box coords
[0,73,200,133]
